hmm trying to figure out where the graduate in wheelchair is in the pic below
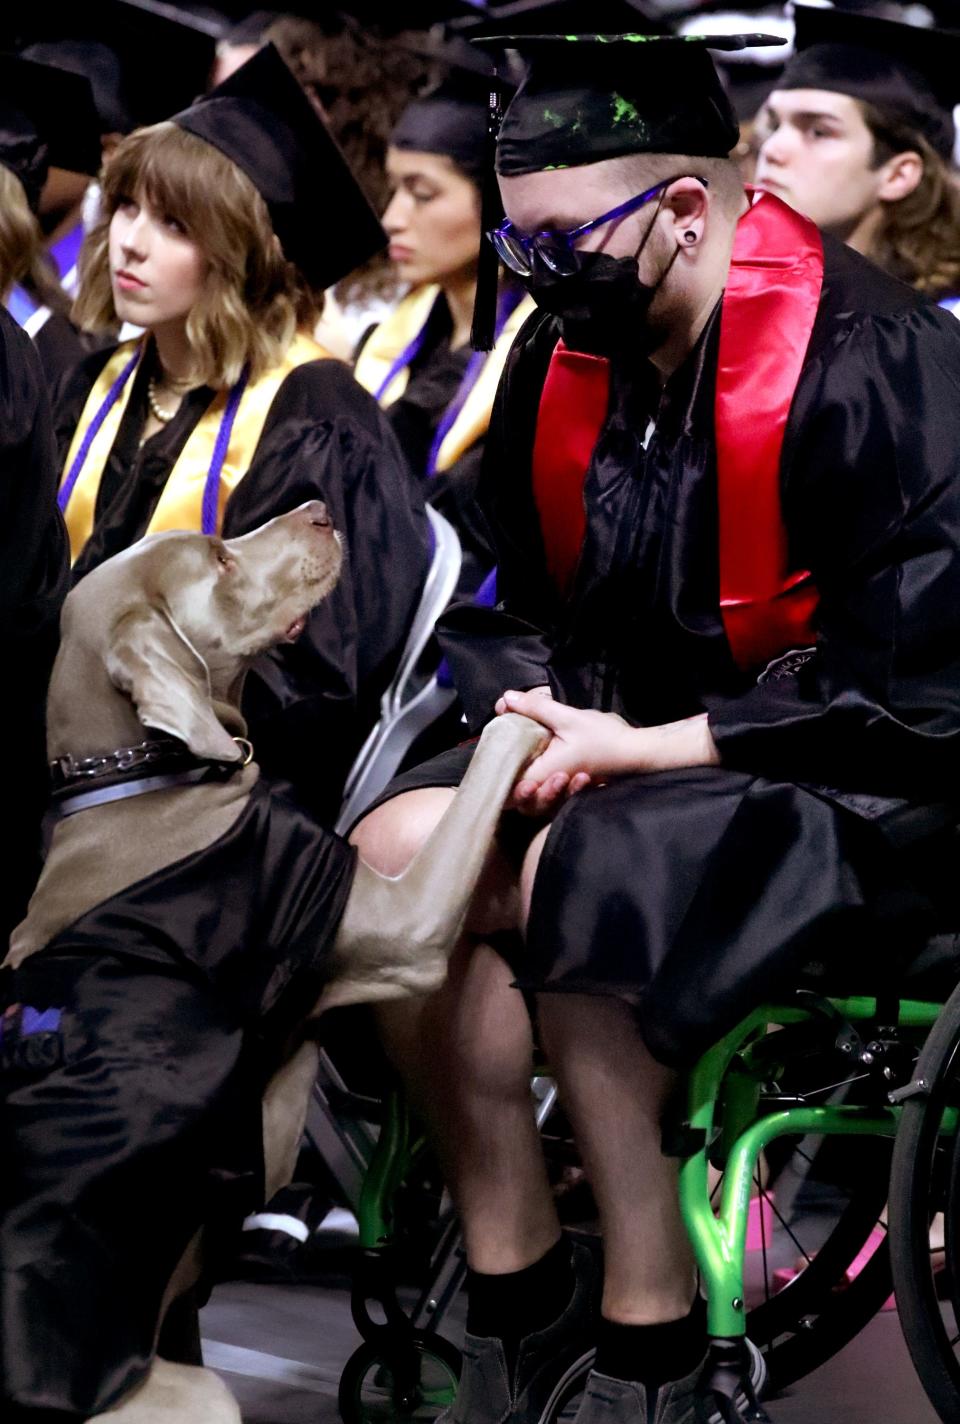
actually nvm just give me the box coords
[349,22,960,1424]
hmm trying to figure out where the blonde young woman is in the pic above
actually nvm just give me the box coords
[0,54,103,383]
[56,46,429,822]
[755,5,960,313]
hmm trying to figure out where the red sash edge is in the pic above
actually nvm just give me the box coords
[716,189,823,670]
[531,341,610,593]
[530,189,823,672]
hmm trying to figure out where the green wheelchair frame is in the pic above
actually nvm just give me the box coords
[337,990,952,1424]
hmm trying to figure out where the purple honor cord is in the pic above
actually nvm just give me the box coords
[201,366,250,534]
[59,353,251,537]
[426,286,524,477]
[374,325,430,403]
[58,348,141,513]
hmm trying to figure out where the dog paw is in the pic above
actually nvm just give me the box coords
[93,1360,241,1422]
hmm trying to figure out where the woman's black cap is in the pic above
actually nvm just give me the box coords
[780,4,959,162]
[470,32,786,175]
[390,38,509,184]
[0,54,101,212]
[173,43,387,290]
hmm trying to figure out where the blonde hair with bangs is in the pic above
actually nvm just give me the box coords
[74,122,322,387]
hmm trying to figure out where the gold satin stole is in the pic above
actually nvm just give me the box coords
[60,332,335,564]
[354,284,535,475]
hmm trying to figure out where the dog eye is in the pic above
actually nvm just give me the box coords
[215,550,237,574]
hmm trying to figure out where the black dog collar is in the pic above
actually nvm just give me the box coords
[50,734,253,816]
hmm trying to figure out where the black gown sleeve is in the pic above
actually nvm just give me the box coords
[222,360,430,823]
[708,302,960,802]
[0,308,70,940]
[437,311,568,732]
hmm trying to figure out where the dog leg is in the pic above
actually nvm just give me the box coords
[324,713,547,1005]
[90,1360,241,1423]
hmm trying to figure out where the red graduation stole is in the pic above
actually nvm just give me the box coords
[530,189,823,672]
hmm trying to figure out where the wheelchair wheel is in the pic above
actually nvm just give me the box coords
[889,984,960,1424]
[338,1331,461,1424]
[742,1136,892,1390]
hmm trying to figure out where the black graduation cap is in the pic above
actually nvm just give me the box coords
[19,1,217,128]
[21,40,133,136]
[390,37,506,183]
[452,0,668,37]
[173,43,387,291]
[780,4,960,162]
[327,0,493,31]
[472,32,786,175]
[0,53,101,212]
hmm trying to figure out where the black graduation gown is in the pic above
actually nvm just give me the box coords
[0,308,69,945]
[31,310,98,393]
[384,240,960,1064]
[358,294,494,590]
[0,776,355,1417]
[55,348,430,823]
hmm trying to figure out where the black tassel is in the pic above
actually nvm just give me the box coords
[471,80,504,352]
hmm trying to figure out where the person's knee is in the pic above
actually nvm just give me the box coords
[349,787,455,877]
[519,824,552,932]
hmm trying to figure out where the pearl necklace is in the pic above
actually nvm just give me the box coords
[147,375,184,424]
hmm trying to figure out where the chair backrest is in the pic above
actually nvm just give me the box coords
[335,506,462,835]
[385,506,462,719]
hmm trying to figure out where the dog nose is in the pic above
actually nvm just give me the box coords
[303,501,332,529]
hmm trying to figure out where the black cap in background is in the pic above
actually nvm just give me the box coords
[21,39,133,135]
[0,53,101,211]
[390,37,506,183]
[780,4,960,161]
[472,32,785,175]
[453,0,667,37]
[173,43,387,290]
[14,1,217,127]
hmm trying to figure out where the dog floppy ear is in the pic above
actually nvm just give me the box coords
[105,605,243,762]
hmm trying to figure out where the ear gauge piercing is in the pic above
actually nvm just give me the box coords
[683,230,697,244]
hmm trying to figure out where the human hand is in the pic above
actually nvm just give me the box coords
[495,691,720,817]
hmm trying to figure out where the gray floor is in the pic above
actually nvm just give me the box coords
[200,1280,940,1424]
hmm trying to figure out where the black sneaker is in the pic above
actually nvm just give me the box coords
[440,1237,601,1424]
[567,1340,767,1424]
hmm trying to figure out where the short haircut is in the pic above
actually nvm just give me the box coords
[615,151,745,219]
[74,122,320,387]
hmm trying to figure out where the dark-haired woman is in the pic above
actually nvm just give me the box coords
[355,61,534,591]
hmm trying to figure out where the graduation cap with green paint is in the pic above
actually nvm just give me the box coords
[475,30,786,174]
[465,27,784,348]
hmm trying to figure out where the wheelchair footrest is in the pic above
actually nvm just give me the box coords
[696,1338,771,1424]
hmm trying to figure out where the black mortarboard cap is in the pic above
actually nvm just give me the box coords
[390,37,507,183]
[21,1,217,128]
[0,54,101,212]
[173,44,387,290]
[780,4,959,162]
[22,40,134,136]
[453,0,668,37]
[472,32,786,175]
[329,1,493,31]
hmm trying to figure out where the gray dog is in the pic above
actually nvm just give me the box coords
[2,502,544,1422]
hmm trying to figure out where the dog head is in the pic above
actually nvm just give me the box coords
[54,502,342,763]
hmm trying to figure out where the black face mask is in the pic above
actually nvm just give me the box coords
[524,198,677,358]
